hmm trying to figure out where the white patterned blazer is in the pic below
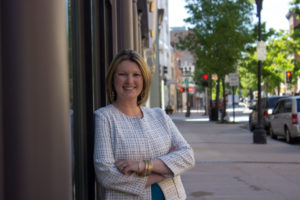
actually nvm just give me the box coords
[94,105,195,200]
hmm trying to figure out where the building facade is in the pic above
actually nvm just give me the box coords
[170,27,201,111]
[287,11,300,94]
[1,1,164,200]
[170,43,183,111]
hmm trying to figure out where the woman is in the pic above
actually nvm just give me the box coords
[94,49,195,200]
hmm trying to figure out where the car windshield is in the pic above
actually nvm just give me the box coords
[297,99,300,112]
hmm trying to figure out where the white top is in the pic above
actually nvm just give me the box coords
[94,104,195,200]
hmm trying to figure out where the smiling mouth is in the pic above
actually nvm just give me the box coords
[123,87,135,90]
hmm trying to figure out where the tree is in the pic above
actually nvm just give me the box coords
[239,30,296,96]
[290,0,300,17]
[264,31,294,93]
[177,0,254,121]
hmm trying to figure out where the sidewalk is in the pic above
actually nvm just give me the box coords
[170,112,300,200]
[170,110,209,122]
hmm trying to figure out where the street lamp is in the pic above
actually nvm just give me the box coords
[253,0,267,144]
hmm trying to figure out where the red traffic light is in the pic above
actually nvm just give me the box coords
[180,87,185,92]
[286,71,292,83]
[202,74,209,87]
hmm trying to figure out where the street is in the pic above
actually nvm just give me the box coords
[171,104,300,200]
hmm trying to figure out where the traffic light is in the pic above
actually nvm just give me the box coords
[163,66,168,74]
[286,71,292,83]
[180,87,185,92]
[202,74,208,80]
[201,73,209,87]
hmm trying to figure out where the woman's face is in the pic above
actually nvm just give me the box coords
[113,60,143,103]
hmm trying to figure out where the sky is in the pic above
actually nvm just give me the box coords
[169,0,292,31]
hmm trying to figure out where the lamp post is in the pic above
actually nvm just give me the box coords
[253,0,267,144]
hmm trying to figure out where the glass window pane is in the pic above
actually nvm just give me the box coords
[66,0,75,199]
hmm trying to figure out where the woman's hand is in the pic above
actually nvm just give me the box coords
[115,159,141,175]
[145,173,166,188]
[116,146,178,176]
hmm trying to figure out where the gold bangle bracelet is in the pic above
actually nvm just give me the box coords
[147,160,153,175]
[144,160,149,176]
[145,160,153,176]
[138,160,153,177]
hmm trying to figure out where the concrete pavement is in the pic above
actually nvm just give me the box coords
[170,111,300,200]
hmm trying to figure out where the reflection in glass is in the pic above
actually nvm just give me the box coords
[66,0,75,199]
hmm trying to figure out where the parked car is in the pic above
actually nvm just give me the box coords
[248,99,257,108]
[269,96,300,143]
[249,96,289,134]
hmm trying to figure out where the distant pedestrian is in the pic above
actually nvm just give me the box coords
[94,49,195,200]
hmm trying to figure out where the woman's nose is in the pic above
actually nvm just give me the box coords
[125,75,133,83]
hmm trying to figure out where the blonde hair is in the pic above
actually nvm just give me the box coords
[105,49,152,106]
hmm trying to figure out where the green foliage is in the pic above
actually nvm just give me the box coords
[239,30,297,96]
[237,1,300,97]
[177,0,254,110]
[176,0,300,101]
[177,0,254,78]
[239,52,257,91]
[290,0,300,17]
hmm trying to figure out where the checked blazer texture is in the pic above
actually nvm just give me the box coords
[94,104,195,200]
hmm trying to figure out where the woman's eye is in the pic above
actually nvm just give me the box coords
[134,73,141,77]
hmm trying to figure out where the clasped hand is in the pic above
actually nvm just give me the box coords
[115,159,140,175]
[115,145,178,176]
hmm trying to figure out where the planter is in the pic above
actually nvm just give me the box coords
[165,105,174,115]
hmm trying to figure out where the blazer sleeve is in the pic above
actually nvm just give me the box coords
[157,110,195,176]
[93,111,147,196]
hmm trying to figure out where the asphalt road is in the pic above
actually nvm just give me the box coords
[171,109,300,200]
